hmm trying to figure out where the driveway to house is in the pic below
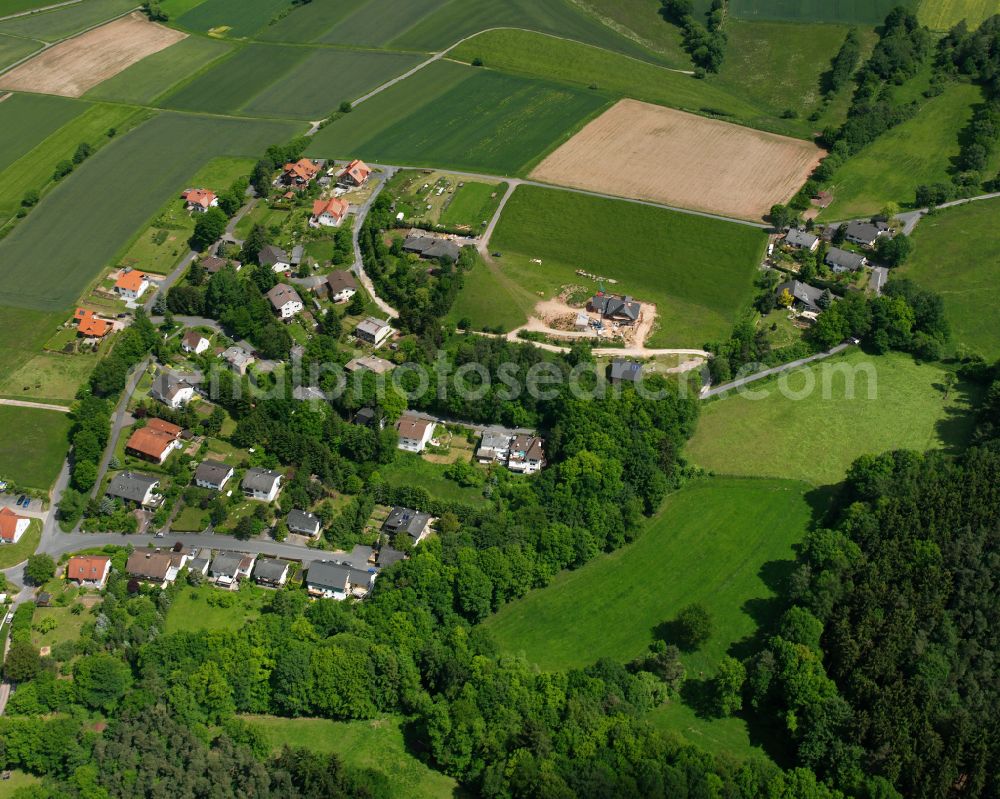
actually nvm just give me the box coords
[350,169,399,318]
[701,342,851,399]
[868,266,888,295]
[89,356,150,499]
[0,398,69,413]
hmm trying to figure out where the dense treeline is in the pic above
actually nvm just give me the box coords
[825,28,862,96]
[660,0,728,73]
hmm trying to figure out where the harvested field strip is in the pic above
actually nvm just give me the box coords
[0,92,83,172]
[0,13,186,97]
[531,99,824,221]
[85,33,232,105]
[919,0,996,29]
[0,112,299,313]
[176,0,291,38]
[0,31,41,69]
[0,0,135,42]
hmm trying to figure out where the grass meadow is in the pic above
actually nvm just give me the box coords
[687,350,982,486]
[486,186,766,346]
[918,0,997,29]
[900,198,1000,361]
[176,0,290,37]
[245,715,457,799]
[308,61,608,175]
[0,407,70,491]
[0,0,135,41]
[0,112,298,313]
[0,347,99,405]
[0,93,84,173]
[439,180,506,229]
[377,452,487,506]
[165,584,268,634]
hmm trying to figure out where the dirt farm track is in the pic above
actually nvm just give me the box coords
[0,13,185,98]
[531,99,824,221]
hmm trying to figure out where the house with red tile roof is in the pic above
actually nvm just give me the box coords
[282,158,321,187]
[311,196,349,227]
[181,188,218,213]
[125,418,182,463]
[66,555,111,588]
[74,308,112,338]
[338,159,371,187]
[114,268,149,301]
[0,506,30,544]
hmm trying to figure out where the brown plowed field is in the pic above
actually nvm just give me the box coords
[530,99,824,221]
[0,12,185,98]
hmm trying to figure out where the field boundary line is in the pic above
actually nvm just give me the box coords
[0,397,70,412]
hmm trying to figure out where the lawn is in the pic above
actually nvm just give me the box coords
[0,31,40,70]
[0,0,135,41]
[0,92,84,174]
[439,180,506,229]
[85,34,233,105]
[821,82,998,220]
[0,407,69,491]
[687,350,982,486]
[0,112,299,313]
[0,519,40,569]
[31,602,87,649]
[485,477,814,757]
[486,186,766,347]
[899,197,1000,361]
[171,503,209,532]
[377,451,487,506]
[307,60,609,176]
[244,714,457,799]
[176,0,291,37]
[164,583,268,634]
[0,770,40,799]
[726,0,918,24]
[918,0,996,29]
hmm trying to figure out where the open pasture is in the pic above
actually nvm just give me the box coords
[0,13,185,98]
[0,406,71,492]
[487,186,765,347]
[0,0,136,42]
[176,0,289,37]
[0,92,83,173]
[0,112,298,313]
[918,0,996,29]
[308,61,607,175]
[531,99,823,220]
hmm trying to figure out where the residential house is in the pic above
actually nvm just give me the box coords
[382,507,432,546]
[114,269,149,301]
[609,358,643,384]
[396,413,435,452]
[253,558,291,588]
[324,270,357,302]
[188,556,209,576]
[376,547,406,568]
[106,472,162,507]
[281,158,321,187]
[824,247,867,273]
[352,407,383,428]
[181,330,210,355]
[194,460,234,491]
[66,555,111,589]
[845,220,890,248]
[345,355,394,375]
[0,506,30,544]
[149,370,196,409]
[182,188,218,213]
[311,196,349,227]
[266,283,304,320]
[508,434,546,475]
[126,549,186,587]
[354,317,393,347]
[338,159,371,187]
[402,233,460,263]
[305,559,375,600]
[291,245,304,268]
[476,430,511,463]
[776,280,827,313]
[222,346,255,375]
[286,509,321,537]
[210,551,256,587]
[258,244,291,273]
[125,418,183,463]
[784,228,819,251]
[201,255,240,274]
[589,293,640,324]
[242,468,282,502]
[74,308,111,338]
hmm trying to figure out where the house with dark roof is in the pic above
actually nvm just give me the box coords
[376,547,406,568]
[107,472,161,507]
[825,247,867,273]
[150,370,196,409]
[352,407,383,428]
[253,558,291,588]
[210,551,256,587]
[402,233,461,263]
[126,549,186,587]
[776,280,827,314]
[194,460,234,491]
[242,468,282,502]
[182,330,210,355]
[609,358,643,384]
[286,509,321,537]
[396,414,435,452]
[305,560,375,600]
[508,434,546,474]
[382,506,432,546]
[258,244,291,272]
[589,293,641,324]
[266,283,303,319]
[476,430,512,463]
[324,270,357,302]
[354,317,393,347]
[784,228,819,251]
[845,220,890,248]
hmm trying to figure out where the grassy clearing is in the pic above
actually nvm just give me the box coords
[0,407,69,491]
[176,0,290,37]
[0,0,135,41]
[0,519,40,569]
[561,0,691,67]
[164,583,268,634]
[687,350,982,486]
[245,715,457,799]
[918,0,996,30]
[0,770,40,799]
[86,34,232,105]
[487,186,765,347]
[0,112,299,313]
[0,31,40,69]
[726,0,917,25]
[308,61,608,175]
[439,180,505,229]
[0,92,83,173]
[900,198,1000,361]
[31,602,87,649]
[377,452,487,506]
[821,82,996,220]
[0,350,99,405]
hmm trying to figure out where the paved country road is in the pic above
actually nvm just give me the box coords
[701,342,851,398]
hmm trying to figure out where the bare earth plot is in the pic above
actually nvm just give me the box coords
[0,13,185,98]
[530,99,824,221]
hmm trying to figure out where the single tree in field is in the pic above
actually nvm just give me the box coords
[672,603,713,651]
[25,553,56,586]
[190,208,227,252]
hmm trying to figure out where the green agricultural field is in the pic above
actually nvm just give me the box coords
[164,584,268,634]
[918,0,996,29]
[86,35,233,105]
[0,102,145,218]
[687,350,982,486]
[0,0,66,13]
[821,82,997,219]
[316,0,450,48]
[0,31,40,69]
[245,715,457,799]
[307,61,608,175]
[377,452,487,506]
[176,0,289,37]
[0,112,299,313]
[0,406,70,492]
[725,0,917,24]
[0,93,84,173]
[0,307,64,386]
[256,0,367,42]
[555,0,692,67]
[900,198,1000,361]
[158,0,208,16]
[0,0,135,41]
[487,186,766,347]
[439,180,506,229]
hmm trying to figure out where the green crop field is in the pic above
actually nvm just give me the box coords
[0,112,299,313]
[0,31,40,69]
[0,307,64,387]
[0,406,71,491]
[158,0,208,17]
[821,82,997,220]
[900,198,1000,361]
[918,0,997,29]
[86,35,233,105]
[486,186,766,347]
[0,0,66,13]
[687,350,982,485]
[245,715,457,799]
[176,0,289,37]
[725,0,917,24]
[439,180,506,229]
[0,0,134,41]
[0,93,84,173]
[257,0,377,43]
[558,0,692,68]
[307,61,608,175]
[316,0,450,48]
